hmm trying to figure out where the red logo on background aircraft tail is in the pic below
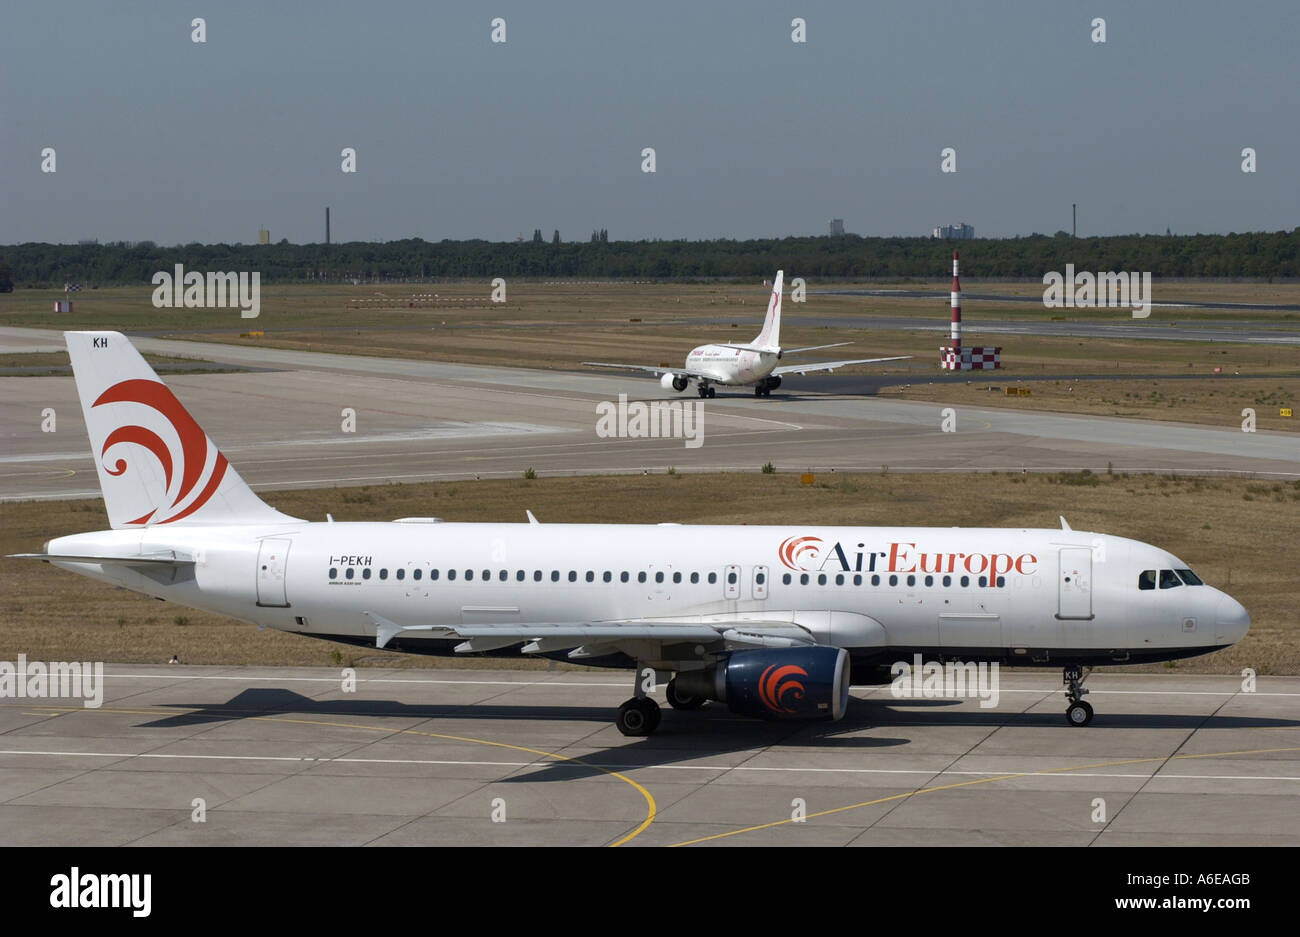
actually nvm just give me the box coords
[758,664,807,714]
[92,379,228,525]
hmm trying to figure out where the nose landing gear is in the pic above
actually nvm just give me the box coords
[1064,665,1094,726]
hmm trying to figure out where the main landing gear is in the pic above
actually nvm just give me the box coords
[697,384,716,399]
[616,671,710,736]
[1063,664,1094,726]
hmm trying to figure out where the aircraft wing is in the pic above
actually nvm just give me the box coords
[772,355,911,377]
[580,361,715,381]
[365,612,815,657]
[779,342,853,355]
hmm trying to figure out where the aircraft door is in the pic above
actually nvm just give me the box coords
[256,538,292,608]
[751,565,769,600]
[723,565,740,599]
[1057,547,1092,619]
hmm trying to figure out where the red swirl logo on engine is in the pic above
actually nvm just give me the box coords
[758,664,807,714]
[778,535,822,570]
[92,379,228,525]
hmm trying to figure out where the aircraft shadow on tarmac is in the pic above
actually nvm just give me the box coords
[130,687,1300,784]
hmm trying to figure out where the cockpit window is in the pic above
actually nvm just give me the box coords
[1175,568,1204,586]
[1158,569,1183,589]
[1138,570,1156,590]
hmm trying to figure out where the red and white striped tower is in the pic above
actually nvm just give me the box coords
[949,249,962,356]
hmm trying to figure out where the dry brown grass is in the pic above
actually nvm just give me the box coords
[1,472,1295,674]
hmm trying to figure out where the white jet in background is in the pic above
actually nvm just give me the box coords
[583,271,910,397]
[14,332,1249,736]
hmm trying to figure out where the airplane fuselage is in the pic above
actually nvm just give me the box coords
[684,345,779,386]
[46,521,1249,671]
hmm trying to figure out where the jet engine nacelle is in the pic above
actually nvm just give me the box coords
[673,646,850,721]
[660,373,689,392]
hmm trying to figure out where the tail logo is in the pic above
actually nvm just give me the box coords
[758,664,807,714]
[92,379,227,525]
[778,535,823,570]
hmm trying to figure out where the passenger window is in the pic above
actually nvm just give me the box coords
[672,572,681,583]
[906,575,915,587]
[329,567,337,579]
[603,571,612,582]
[756,572,765,585]
[996,576,1005,588]
[708,572,717,584]
[942,575,951,587]
[482,569,490,580]
[888,575,898,586]
[960,575,969,587]
[655,572,664,583]
[345,568,354,580]
[638,572,647,583]
[430,568,439,581]
[727,571,737,584]
[783,573,792,585]
[835,574,844,585]
[499,570,507,582]
[362,568,371,580]
[620,571,629,583]
[853,574,862,586]
[415,569,424,581]
[534,570,542,581]
[1159,569,1182,589]
[978,576,987,588]
[871,575,880,586]
[800,574,809,585]
[817,574,827,585]
[568,571,577,582]
[551,571,560,582]
[516,570,525,581]
[379,568,387,580]
[396,568,405,580]
[586,571,594,582]
[690,572,699,584]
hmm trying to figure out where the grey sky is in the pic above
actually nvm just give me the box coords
[2,0,1296,244]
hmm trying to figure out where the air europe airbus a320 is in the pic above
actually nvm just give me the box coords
[15,332,1250,735]
[583,271,910,397]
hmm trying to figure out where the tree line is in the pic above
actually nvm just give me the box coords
[2,229,1298,286]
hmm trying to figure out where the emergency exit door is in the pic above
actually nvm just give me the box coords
[1056,547,1092,619]
[256,539,292,607]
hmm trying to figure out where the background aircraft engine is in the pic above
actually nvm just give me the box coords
[673,646,850,721]
[660,372,689,392]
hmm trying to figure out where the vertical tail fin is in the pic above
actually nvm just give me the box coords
[753,270,783,351]
[65,331,298,528]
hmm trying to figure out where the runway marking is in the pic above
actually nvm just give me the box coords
[667,745,1300,847]
[3,748,1299,783]
[2,705,656,848]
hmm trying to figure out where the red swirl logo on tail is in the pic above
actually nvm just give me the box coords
[92,379,227,525]
[778,535,822,570]
[758,664,807,714]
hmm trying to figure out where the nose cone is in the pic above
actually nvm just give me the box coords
[1216,593,1250,644]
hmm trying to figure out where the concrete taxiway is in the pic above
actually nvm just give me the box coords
[0,666,1296,846]
[1,327,1297,502]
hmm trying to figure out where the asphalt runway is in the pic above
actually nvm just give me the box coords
[1,666,1296,846]
[2,327,1296,502]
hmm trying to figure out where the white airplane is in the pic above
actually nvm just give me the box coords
[583,271,910,397]
[16,331,1249,736]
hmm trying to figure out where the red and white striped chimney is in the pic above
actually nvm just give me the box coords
[950,250,962,354]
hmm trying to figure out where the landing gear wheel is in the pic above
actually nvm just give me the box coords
[1066,700,1094,726]
[616,697,661,736]
[707,386,716,398]
[666,678,706,710]
[698,385,709,398]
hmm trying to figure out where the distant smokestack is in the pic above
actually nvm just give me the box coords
[950,250,961,353]
[1072,203,1076,238]
[326,207,331,245]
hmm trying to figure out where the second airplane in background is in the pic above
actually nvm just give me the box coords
[583,271,910,397]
